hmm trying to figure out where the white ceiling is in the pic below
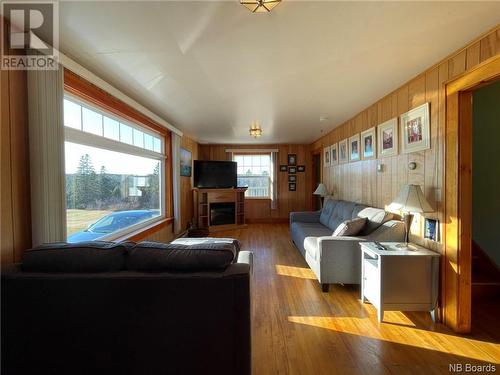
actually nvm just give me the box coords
[59,1,500,144]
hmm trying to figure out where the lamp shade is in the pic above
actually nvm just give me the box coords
[313,183,328,196]
[388,184,433,213]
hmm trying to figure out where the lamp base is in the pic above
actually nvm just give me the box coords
[401,213,414,247]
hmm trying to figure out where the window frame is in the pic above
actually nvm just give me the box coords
[63,69,173,242]
[234,152,272,200]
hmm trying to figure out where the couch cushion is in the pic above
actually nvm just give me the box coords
[171,237,241,254]
[22,241,131,273]
[327,201,356,231]
[127,240,238,271]
[332,217,367,236]
[290,222,333,255]
[319,199,337,228]
[353,205,394,235]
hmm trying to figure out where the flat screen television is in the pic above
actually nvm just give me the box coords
[194,160,237,189]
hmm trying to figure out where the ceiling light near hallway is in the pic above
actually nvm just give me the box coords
[240,0,281,13]
[249,123,263,138]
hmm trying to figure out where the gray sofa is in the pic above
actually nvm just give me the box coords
[290,199,404,291]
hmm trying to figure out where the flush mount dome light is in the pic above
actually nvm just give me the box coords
[249,123,263,138]
[240,0,281,13]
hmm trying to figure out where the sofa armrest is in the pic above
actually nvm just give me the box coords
[237,251,253,274]
[290,210,321,225]
[316,236,365,262]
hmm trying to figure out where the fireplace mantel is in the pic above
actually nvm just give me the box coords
[193,188,248,232]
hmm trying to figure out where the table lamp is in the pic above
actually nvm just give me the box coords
[388,184,433,248]
[313,183,328,208]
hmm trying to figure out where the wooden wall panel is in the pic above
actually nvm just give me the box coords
[179,136,199,232]
[312,25,500,254]
[1,18,31,264]
[198,144,312,221]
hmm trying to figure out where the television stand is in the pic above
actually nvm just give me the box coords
[193,188,248,232]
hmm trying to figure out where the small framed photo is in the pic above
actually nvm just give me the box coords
[288,175,297,183]
[361,127,376,160]
[288,166,297,174]
[330,143,338,165]
[349,134,360,162]
[424,218,439,242]
[289,183,296,191]
[297,165,305,172]
[288,154,297,166]
[400,102,430,154]
[279,165,288,172]
[323,146,331,167]
[377,118,398,157]
[339,139,348,164]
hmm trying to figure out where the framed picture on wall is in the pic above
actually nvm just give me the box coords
[288,154,297,165]
[349,134,360,162]
[424,218,439,242]
[330,143,338,165]
[289,183,296,191]
[400,102,430,154]
[361,127,376,160]
[338,139,348,164]
[377,118,398,157]
[323,146,331,167]
[288,175,297,183]
[280,165,288,172]
[288,166,297,174]
[297,165,305,172]
[180,148,192,177]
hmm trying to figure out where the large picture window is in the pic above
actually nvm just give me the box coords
[64,96,165,242]
[234,153,271,198]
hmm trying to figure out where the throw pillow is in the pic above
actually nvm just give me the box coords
[332,217,367,237]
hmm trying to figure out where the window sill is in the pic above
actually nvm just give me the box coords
[245,197,271,201]
[113,217,174,242]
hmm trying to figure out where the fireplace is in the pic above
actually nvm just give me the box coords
[210,202,235,226]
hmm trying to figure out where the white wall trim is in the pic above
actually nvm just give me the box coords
[59,51,183,137]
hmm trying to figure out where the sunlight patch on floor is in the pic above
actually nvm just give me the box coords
[288,316,500,363]
[275,265,317,280]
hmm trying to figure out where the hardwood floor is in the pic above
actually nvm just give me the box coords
[214,223,500,375]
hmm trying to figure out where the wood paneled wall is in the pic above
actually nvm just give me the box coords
[199,144,313,221]
[1,61,31,264]
[180,136,199,232]
[312,25,500,252]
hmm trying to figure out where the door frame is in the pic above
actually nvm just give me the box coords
[311,148,322,210]
[443,55,500,333]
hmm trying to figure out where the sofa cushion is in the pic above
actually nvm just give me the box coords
[290,222,333,255]
[319,199,337,228]
[327,201,356,231]
[127,240,238,271]
[353,205,394,235]
[22,241,131,273]
[332,217,367,236]
[170,237,241,254]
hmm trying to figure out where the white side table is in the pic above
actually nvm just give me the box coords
[360,242,440,322]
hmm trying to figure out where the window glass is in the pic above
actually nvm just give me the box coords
[64,99,82,130]
[133,128,144,148]
[234,153,271,198]
[153,137,162,153]
[103,117,120,141]
[82,107,103,136]
[144,133,154,151]
[65,142,161,242]
[120,123,133,145]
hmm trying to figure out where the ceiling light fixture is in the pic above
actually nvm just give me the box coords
[240,0,281,13]
[249,122,263,138]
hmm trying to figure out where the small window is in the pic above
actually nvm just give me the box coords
[234,153,271,198]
